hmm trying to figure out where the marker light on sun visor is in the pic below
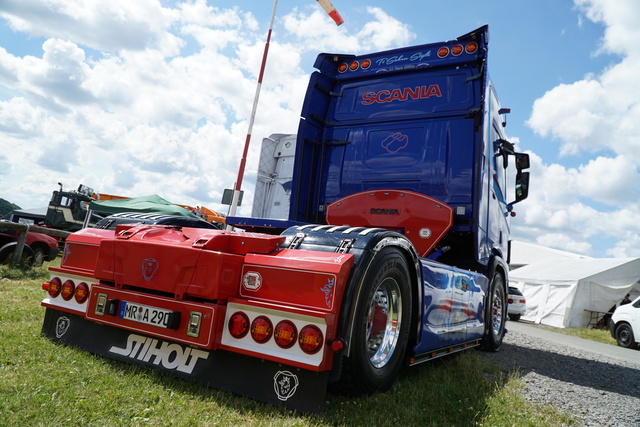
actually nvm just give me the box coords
[465,42,478,53]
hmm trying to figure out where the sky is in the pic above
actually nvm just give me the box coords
[0,0,638,258]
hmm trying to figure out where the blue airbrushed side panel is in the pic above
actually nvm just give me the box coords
[412,259,488,355]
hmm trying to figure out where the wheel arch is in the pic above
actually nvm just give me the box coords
[487,251,509,292]
[338,234,421,358]
[28,240,50,254]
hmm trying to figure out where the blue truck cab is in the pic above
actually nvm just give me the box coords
[231,25,529,273]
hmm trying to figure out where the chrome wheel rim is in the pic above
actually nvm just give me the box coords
[491,279,504,337]
[366,277,402,368]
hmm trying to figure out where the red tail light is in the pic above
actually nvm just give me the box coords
[75,282,90,304]
[250,316,273,343]
[437,46,449,58]
[465,42,478,54]
[299,325,323,354]
[61,280,75,301]
[451,44,463,56]
[274,320,298,349]
[228,312,250,339]
[47,277,62,298]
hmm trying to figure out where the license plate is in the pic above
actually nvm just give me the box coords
[119,301,173,329]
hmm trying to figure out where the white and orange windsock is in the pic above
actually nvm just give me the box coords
[316,0,344,26]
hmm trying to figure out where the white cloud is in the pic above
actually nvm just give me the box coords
[510,151,640,257]
[513,0,640,256]
[0,0,181,55]
[0,97,47,135]
[282,6,415,54]
[356,7,414,51]
[529,0,640,157]
[578,156,639,205]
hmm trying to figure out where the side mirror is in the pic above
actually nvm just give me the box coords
[515,153,530,171]
[514,171,529,203]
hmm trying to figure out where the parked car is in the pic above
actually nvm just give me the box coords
[507,286,527,321]
[610,296,640,349]
[93,212,223,230]
[0,227,59,266]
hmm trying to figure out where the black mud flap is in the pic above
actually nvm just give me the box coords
[41,308,329,413]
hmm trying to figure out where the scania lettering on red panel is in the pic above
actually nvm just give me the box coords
[361,84,442,105]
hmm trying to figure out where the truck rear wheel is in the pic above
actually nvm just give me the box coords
[482,270,506,352]
[340,247,412,394]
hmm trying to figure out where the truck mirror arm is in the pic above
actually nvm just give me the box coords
[498,139,514,168]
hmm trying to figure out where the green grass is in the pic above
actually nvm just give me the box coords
[1,262,576,426]
[532,323,617,346]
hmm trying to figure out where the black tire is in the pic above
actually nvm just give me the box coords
[482,270,506,352]
[0,242,35,265]
[340,248,412,394]
[508,313,521,322]
[615,323,638,349]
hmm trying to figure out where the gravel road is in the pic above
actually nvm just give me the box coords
[478,322,640,426]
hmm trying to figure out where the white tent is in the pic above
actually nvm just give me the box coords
[509,257,640,328]
[509,240,591,269]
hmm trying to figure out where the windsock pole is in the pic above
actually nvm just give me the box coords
[228,0,343,222]
[228,0,279,221]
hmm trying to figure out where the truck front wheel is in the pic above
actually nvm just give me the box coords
[482,270,506,352]
[340,248,412,394]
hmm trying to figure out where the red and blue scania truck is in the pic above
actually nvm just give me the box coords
[40,25,530,413]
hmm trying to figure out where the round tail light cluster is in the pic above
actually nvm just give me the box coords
[43,277,90,304]
[227,311,324,354]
